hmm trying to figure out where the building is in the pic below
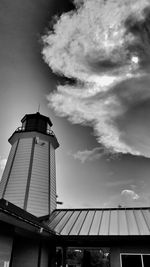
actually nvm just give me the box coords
[0,112,150,267]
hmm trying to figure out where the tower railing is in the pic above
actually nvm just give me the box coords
[15,126,55,137]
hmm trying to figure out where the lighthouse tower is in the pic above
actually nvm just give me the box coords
[0,112,59,217]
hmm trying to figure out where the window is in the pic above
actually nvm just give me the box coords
[56,247,110,267]
[121,254,150,267]
[0,260,9,267]
[143,255,150,267]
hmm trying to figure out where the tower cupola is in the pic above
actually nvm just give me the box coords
[21,112,52,133]
[0,112,59,217]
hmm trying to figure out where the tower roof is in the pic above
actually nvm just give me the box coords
[21,112,53,127]
[8,112,59,149]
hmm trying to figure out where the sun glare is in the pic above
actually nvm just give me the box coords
[131,56,139,64]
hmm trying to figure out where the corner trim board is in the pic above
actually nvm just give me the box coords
[24,137,35,210]
[2,139,20,198]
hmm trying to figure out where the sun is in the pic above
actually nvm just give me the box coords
[131,55,139,64]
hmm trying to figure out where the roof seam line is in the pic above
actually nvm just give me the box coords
[88,210,96,235]
[133,210,141,236]
[68,210,82,235]
[98,210,103,235]
[78,210,89,235]
[59,211,74,234]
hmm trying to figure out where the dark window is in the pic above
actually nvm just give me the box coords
[37,118,47,133]
[143,255,150,267]
[56,248,63,267]
[26,118,36,131]
[121,254,150,267]
[121,255,142,267]
[56,247,110,267]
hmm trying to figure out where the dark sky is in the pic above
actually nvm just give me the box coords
[1,0,150,208]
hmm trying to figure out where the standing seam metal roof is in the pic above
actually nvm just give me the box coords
[46,208,150,236]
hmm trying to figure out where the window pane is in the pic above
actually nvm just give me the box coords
[121,255,142,267]
[56,248,63,267]
[67,248,83,267]
[66,248,110,267]
[85,248,110,267]
[143,255,150,267]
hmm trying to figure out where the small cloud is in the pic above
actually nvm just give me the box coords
[106,179,134,187]
[103,189,142,208]
[73,147,110,163]
[121,189,140,200]
[104,182,150,208]
[0,158,6,171]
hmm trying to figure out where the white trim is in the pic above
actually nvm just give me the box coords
[120,253,150,267]
[141,254,144,267]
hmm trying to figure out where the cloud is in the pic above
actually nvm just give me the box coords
[103,189,144,208]
[121,189,140,200]
[73,147,110,162]
[103,181,150,207]
[0,158,6,171]
[106,179,134,187]
[73,0,84,7]
[42,0,150,158]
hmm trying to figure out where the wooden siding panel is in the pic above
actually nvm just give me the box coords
[12,237,39,267]
[0,141,17,197]
[4,138,32,208]
[0,234,13,265]
[27,140,49,217]
[50,144,56,212]
[40,244,49,267]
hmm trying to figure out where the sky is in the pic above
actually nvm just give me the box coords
[1,0,150,208]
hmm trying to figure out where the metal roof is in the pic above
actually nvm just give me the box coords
[47,208,150,236]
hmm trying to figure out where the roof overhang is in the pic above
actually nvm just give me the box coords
[0,199,56,239]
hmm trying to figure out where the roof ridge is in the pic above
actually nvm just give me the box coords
[52,207,150,212]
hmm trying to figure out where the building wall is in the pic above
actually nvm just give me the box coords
[111,245,150,267]
[0,140,18,198]
[1,134,57,217]
[49,144,56,213]
[0,233,13,267]
[40,243,50,267]
[27,138,49,217]
[26,140,57,216]
[11,236,39,267]
[11,236,56,267]
[3,138,33,208]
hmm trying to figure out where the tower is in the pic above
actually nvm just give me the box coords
[0,112,59,217]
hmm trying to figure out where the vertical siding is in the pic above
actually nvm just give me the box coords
[4,138,32,208]
[0,234,13,265]
[49,144,56,213]
[0,140,18,198]
[27,139,49,217]
[0,133,57,217]
[12,237,39,267]
[40,243,49,267]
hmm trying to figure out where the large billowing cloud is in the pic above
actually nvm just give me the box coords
[42,0,150,157]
